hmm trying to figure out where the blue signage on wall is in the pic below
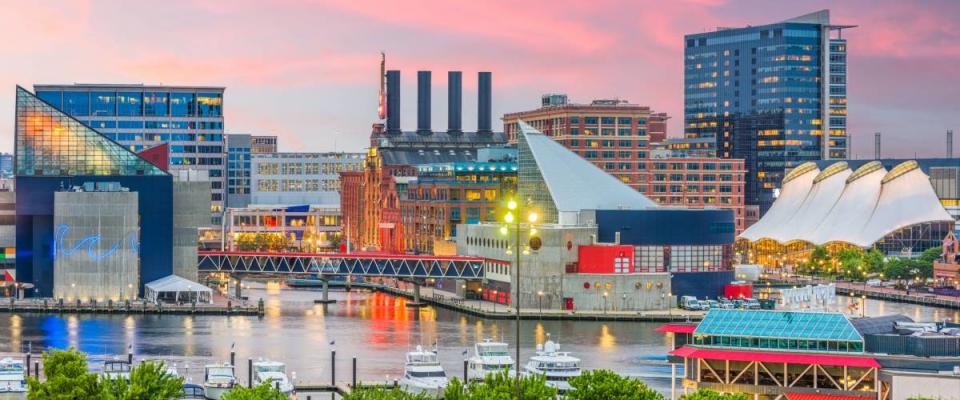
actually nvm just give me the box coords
[52,224,139,261]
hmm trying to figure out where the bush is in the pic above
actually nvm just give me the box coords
[680,389,749,400]
[443,370,556,400]
[566,369,663,400]
[343,386,434,400]
[102,361,184,400]
[28,348,183,400]
[221,382,288,400]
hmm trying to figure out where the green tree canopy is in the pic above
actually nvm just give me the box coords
[566,369,664,400]
[221,382,288,400]
[101,361,184,400]
[443,371,556,400]
[680,389,750,400]
[27,348,103,400]
[343,386,433,400]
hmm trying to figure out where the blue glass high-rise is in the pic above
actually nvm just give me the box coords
[684,10,852,214]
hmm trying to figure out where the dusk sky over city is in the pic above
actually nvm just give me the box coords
[1,0,958,157]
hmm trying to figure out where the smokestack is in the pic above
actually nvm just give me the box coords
[948,130,954,158]
[447,71,462,134]
[874,132,881,160]
[417,71,431,135]
[386,70,401,134]
[478,72,492,134]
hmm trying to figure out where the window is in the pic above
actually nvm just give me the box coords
[601,117,615,124]
[117,92,142,116]
[197,93,223,116]
[465,190,481,201]
[569,116,580,124]
[36,91,62,108]
[584,117,598,125]
[91,91,116,116]
[143,92,169,116]
[62,92,90,116]
[484,189,497,201]
[617,117,631,125]
[170,92,195,117]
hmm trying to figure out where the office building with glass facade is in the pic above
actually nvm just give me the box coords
[225,134,252,208]
[14,86,173,297]
[33,84,225,225]
[684,10,853,214]
[251,152,364,206]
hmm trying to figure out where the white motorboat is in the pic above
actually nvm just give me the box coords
[522,336,581,393]
[466,339,515,381]
[399,345,448,397]
[202,363,236,400]
[252,360,295,396]
[101,359,132,381]
[0,358,26,396]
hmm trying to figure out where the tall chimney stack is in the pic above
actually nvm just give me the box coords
[874,132,881,159]
[417,71,431,135]
[386,70,401,134]
[478,72,492,134]
[948,130,954,158]
[447,71,462,134]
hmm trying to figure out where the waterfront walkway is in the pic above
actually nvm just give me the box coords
[0,294,262,316]
[372,284,704,322]
[765,276,960,309]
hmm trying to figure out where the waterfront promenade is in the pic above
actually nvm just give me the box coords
[764,276,960,309]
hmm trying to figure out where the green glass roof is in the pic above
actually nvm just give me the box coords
[14,86,167,177]
[694,309,864,342]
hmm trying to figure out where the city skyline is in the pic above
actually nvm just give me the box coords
[1,0,958,158]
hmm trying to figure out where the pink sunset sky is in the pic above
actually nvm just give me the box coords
[1,0,958,158]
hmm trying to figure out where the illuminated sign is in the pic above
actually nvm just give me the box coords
[52,224,139,261]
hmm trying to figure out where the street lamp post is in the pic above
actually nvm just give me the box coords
[501,198,537,400]
[861,294,867,318]
[603,291,608,314]
[538,291,543,317]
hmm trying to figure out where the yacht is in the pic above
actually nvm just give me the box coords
[101,359,132,381]
[466,339,515,381]
[522,336,581,393]
[251,360,295,397]
[202,363,236,400]
[0,358,26,397]
[399,346,448,397]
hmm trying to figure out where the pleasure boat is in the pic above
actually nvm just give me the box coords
[522,336,581,393]
[399,346,448,397]
[101,359,132,381]
[252,360,295,397]
[202,363,236,400]
[0,358,26,396]
[466,339,515,381]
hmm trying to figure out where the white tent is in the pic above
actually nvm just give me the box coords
[739,162,819,242]
[144,275,213,304]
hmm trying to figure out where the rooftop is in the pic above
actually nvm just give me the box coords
[694,309,864,342]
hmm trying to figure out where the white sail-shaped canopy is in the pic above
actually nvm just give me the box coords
[739,160,954,248]
[738,162,820,242]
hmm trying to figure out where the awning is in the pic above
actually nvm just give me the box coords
[785,393,874,400]
[657,324,697,334]
[669,346,881,368]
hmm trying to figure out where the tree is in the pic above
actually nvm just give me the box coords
[806,245,831,276]
[101,361,184,400]
[221,382,288,400]
[836,248,864,280]
[236,233,257,251]
[864,248,885,274]
[343,387,433,400]
[680,389,750,400]
[443,371,556,400]
[27,347,104,400]
[566,369,663,400]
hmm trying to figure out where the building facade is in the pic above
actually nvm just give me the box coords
[251,135,278,154]
[251,152,364,206]
[34,84,226,225]
[644,157,747,233]
[399,158,517,254]
[225,205,342,252]
[0,191,14,271]
[14,87,174,298]
[502,95,667,192]
[0,153,12,177]
[684,10,853,214]
[225,134,253,208]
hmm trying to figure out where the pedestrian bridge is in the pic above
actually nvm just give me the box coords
[197,251,499,280]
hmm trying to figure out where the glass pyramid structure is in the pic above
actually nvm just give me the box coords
[14,86,167,177]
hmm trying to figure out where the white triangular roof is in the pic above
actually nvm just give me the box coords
[807,162,886,245]
[739,162,819,242]
[145,275,212,293]
[788,163,852,243]
[517,121,657,213]
[855,162,954,247]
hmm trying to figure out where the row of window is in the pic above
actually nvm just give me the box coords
[255,179,341,192]
[103,133,224,143]
[255,162,363,175]
[86,120,223,130]
[36,90,223,117]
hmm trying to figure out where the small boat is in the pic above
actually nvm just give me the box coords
[0,358,26,396]
[522,335,581,393]
[202,363,236,400]
[399,345,448,397]
[101,359,132,381]
[180,383,206,399]
[252,360,295,396]
[466,339,515,381]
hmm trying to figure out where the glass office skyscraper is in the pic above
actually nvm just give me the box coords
[33,84,226,225]
[684,10,852,214]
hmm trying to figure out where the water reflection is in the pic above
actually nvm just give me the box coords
[0,286,954,394]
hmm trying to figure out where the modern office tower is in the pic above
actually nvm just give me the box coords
[0,153,12,177]
[33,84,226,225]
[225,134,253,208]
[684,10,853,214]
[251,135,278,153]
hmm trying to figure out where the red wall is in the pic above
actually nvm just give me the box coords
[577,245,634,274]
[724,283,753,299]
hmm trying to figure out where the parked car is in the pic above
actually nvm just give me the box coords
[680,296,702,311]
[742,298,761,309]
[705,300,721,309]
[866,279,883,287]
[718,299,735,309]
